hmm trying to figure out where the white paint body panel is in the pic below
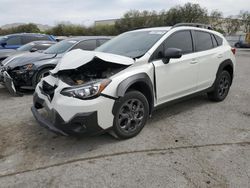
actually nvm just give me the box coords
[152,53,198,105]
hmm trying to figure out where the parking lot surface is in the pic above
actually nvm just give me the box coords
[0,50,250,187]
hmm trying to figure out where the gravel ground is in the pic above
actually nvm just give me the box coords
[0,50,249,188]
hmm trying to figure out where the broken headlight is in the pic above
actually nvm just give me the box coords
[61,79,111,100]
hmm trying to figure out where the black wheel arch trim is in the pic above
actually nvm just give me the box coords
[115,73,154,115]
[216,59,234,81]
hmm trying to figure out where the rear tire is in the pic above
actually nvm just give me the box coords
[112,90,149,139]
[207,70,231,102]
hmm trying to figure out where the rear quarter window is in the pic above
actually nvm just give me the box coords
[211,34,218,47]
[214,34,223,46]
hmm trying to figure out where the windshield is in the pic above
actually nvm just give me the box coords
[44,40,77,54]
[95,30,166,58]
[17,43,34,51]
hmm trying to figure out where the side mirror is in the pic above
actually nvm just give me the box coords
[30,47,38,52]
[1,42,7,47]
[163,48,182,64]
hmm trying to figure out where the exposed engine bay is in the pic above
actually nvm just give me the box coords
[57,57,129,86]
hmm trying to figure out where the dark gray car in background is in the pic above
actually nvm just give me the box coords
[0,36,111,95]
[0,40,57,63]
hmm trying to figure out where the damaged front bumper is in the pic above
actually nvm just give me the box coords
[0,70,17,95]
[32,87,114,136]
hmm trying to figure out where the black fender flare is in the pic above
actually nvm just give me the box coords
[115,73,154,115]
[216,59,234,80]
[210,59,234,90]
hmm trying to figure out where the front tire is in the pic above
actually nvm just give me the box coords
[112,91,149,139]
[35,68,52,85]
[207,70,231,102]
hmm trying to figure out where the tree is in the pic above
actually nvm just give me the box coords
[224,16,241,35]
[239,11,250,32]
[115,10,160,33]
[115,3,209,32]
[12,23,40,33]
[165,3,209,25]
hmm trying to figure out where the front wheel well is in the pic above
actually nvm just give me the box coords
[126,82,154,115]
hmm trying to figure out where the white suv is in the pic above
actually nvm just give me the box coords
[32,23,236,139]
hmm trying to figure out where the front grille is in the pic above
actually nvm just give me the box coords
[40,81,57,101]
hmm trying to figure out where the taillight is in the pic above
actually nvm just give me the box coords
[231,48,236,55]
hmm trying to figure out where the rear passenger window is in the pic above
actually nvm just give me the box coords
[214,35,223,46]
[165,31,193,54]
[195,31,213,51]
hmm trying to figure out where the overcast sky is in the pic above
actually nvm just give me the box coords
[0,0,249,26]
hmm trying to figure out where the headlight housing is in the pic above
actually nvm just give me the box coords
[61,79,111,100]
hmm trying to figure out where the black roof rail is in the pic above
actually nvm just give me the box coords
[173,23,213,30]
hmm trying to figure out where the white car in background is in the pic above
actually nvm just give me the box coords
[32,23,236,139]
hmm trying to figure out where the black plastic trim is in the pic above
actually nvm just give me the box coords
[216,59,234,83]
[100,93,118,100]
[153,86,214,112]
[116,73,154,115]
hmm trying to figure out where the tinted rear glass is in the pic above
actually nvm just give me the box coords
[211,34,218,47]
[195,31,213,52]
[214,35,223,46]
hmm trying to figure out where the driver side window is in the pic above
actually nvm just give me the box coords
[151,30,193,61]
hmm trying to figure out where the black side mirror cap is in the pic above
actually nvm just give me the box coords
[163,48,182,64]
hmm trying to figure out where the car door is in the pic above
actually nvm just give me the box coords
[193,31,222,91]
[152,30,199,105]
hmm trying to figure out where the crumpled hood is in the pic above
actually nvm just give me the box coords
[2,52,56,68]
[51,49,134,73]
